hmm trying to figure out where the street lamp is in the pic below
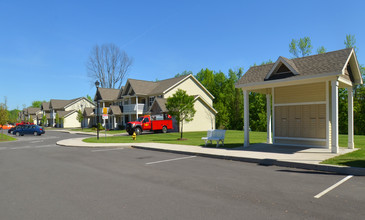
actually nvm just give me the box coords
[95,80,100,140]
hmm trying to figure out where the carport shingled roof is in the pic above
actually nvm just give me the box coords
[126,75,187,95]
[237,48,353,85]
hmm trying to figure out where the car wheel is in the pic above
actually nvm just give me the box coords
[15,132,20,137]
[162,126,167,133]
[34,131,38,136]
[135,127,142,135]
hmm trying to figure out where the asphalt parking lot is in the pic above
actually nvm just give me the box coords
[0,131,364,219]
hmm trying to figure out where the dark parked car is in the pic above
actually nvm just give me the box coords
[8,126,16,134]
[12,125,45,136]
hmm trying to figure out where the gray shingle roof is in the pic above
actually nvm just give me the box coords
[41,102,50,111]
[50,99,78,110]
[27,107,41,114]
[109,105,122,115]
[154,98,167,112]
[96,88,120,101]
[237,48,353,85]
[126,75,188,96]
[57,110,74,118]
[83,107,95,117]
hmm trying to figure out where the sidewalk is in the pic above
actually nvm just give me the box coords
[56,137,365,176]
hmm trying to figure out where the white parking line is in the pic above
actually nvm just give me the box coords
[30,140,44,143]
[91,148,124,152]
[314,175,353,199]
[146,156,197,165]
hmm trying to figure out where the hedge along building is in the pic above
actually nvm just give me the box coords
[235,48,363,153]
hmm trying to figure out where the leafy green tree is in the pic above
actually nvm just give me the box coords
[86,95,93,102]
[31,100,46,108]
[344,34,358,53]
[0,103,9,137]
[29,115,33,124]
[7,109,20,123]
[77,110,84,130]
[289,37,313,58]
[166,89,196,139]
[317,46,326,54]
[41,115,47,126]
[175,70,193,78]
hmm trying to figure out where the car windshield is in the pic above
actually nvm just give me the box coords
[137,117,144,122]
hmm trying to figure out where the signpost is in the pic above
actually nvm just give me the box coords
[102,108,108,142]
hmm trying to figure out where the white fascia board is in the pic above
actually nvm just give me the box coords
[342,49,363,85]
[163,74,215,100]
[236,73,340,91]
[264,57,300,80]
[194,95,218,114]
[63,110,77,118]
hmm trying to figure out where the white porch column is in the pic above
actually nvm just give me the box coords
[244,90,250,147]
[348,87,354,149]
[266,94,272,144]
[136,96,139,119]
[331,80,339,153]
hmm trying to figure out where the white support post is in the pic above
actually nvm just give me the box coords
[331,80,339,153]
[136,96,139,119]
[266,93,272,144]
[348,87,354,149]
[244,90,250,147]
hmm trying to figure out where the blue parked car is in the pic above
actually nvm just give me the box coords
[12,125,45,136]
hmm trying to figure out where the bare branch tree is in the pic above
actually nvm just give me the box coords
[87,43,133,88]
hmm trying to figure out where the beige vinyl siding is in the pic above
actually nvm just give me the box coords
[275,104,326,139]
[65,99,95,111]
[183,98,215,132]
[63,112,80,128]
[165,78,213,106]
[275,139,326,147]
[274,82,326,104]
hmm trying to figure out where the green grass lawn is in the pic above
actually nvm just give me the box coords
[71,128,124,135]
[0,133,17,142]
[84,130,365,168]
[83,130,267,148]
[321,134,365,168]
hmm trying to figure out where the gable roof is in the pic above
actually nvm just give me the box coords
[122,74,214,100]
[150,98,168,113]
[237,48,362,87]
[50,99,78,110]
[57,110,75,118]
[95,88,120,101]
[83,107,95,117]
[27,107,41,115]
[41,102,50,111]
[109,105,122,116]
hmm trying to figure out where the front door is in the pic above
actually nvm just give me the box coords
[142,117,151,130]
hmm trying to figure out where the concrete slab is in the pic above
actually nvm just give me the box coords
[56,138,365,175]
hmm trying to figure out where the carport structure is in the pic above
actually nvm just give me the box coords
[236,48,363,153]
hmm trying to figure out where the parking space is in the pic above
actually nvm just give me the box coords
[0,131,364,219]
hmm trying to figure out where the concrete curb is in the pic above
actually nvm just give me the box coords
[132,145,365,176]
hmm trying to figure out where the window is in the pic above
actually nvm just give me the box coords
[149,96,155,106]
[143,118,150,123]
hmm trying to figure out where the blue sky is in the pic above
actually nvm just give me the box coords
[1,0,364,110]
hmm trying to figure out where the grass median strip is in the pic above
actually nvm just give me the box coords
[0,133,16,142]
